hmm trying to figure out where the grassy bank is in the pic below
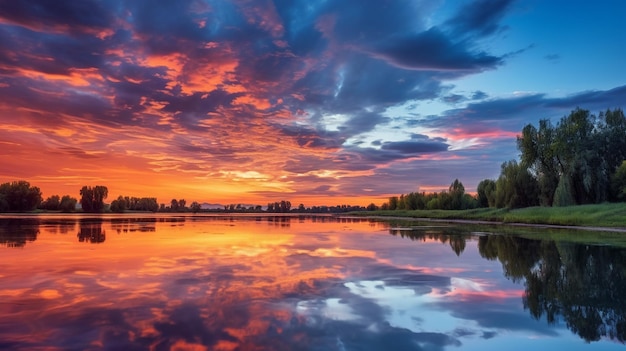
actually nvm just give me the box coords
[349,202,626,228]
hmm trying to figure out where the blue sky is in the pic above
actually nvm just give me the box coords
[0,0,625,204]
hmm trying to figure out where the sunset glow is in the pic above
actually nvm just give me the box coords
[1,1,625,205]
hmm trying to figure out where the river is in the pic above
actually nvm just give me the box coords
[0,214,624,350]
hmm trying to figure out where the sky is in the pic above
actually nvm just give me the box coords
[1,0,625,206]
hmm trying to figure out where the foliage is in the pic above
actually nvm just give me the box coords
[0,180,42,212]
[79,185,108,213]
[59,195,77,212]
[354,202,626,228]
[518,108,626,206]
[383,179,477,211]
[168,199,187,212]
[478,235,626,342]
[366,203,378,211]
[494,160,539,208]
[476,179,496,208]
[267,200,291,213]
[40,195,61,211]
[611,161,626,201]
[553,176,576,207]
[110,196,127,213]
[190,201,202,213]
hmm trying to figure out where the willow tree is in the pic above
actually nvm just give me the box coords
[518,108,626,206]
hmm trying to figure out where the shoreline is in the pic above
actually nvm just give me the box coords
[2,211,626,233]
[344,214,626,233]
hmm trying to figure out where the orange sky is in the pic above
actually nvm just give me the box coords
[1,1,625,206]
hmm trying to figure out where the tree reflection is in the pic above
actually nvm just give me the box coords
[389,228,469,256]
[77,219,106,244]
[478,235,626,343]
[0,219,39,247]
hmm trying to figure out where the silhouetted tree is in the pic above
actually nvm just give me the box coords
[190,201,201,213]
[79,185,108,213]
[59,195,77,212]
[0,181,42,212]
[41,195,60,210]
[477,235,626,343]
[170,199,179,211]
[110,195,127,213]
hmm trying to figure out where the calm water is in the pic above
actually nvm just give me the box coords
[1,214,624,350]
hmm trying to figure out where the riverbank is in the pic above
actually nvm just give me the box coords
[349,202,626,229]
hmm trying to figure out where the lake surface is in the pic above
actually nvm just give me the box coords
[1,214,625,350]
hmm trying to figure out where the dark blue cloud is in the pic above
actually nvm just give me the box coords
[545,84,626,110]
[422,84,626,133]
[0,0,113,31]
[370,28,504,72]
[380,138,449,154]
[445,0,515,38]
[471,90,489,100]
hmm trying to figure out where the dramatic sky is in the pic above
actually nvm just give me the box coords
[1,0,625,206]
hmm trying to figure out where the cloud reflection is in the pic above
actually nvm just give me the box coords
[1,216,622,349]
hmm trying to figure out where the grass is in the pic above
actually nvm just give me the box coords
[349,202,626,228]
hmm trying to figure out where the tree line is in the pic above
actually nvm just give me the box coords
[375,178,478,211]
[381,108,626,210]
[0,181,365,214]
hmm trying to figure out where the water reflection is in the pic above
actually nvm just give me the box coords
[77,219,106,243]
[391,227,626,343]
[0,215,624,350]
[479,235,626,343]
[0,218,39,247]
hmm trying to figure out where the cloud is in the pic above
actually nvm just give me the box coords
[0,0,113,33]
[369,28,504,72]
[1,0,623,203]
[471,91,489,100]
[380,134,449,154]
[445,0,515,38]
[544,54,561,62]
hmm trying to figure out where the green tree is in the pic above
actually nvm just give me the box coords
[477,179,496,207]
[611,161,626,201]
[600,109,626,176]
[518,119,561,206]
[495,160,539,208]
[553,175,576,207]
[448,179,465,210]
[518,108,626,205]
[388,196,399,210]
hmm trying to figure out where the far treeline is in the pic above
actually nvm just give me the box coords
[0,182,365,214]
[378,108,626,211]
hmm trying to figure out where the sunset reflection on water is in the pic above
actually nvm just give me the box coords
[0,215,623,350]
